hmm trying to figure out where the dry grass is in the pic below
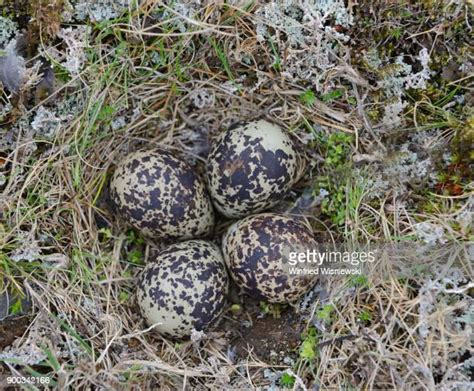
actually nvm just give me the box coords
[0,0,472,389]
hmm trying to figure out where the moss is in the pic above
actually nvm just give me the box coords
[28,0,64,40]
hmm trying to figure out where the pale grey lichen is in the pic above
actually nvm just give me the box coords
[31,94,84,141]
[374,141,437,194]
[111,115,127,130]
[365,48,382,69]
[414,222,447,245]
[416,268,472,378]
[356,129,444,199]
[57,26,90,75]
[382,97,408,128]
[162,2,200,33]
[456,207,473,234]
[31,106,62,139]
[81,297,103,319]
[0,341,47,365]
[189,88,215,109]
[73,0,131,22]
[10,230,42,262]
[379,48,433,129]
[0,102,13,122]
[255,0,353,91]
[190,328,206,343]
[0,17,17,48]
[404,48,432,90]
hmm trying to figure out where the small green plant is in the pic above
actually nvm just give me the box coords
[280,372,296,388]
[98,227,113,241]
[268,36,281,72]
[230,303,242,315]
[324,132,353,166]
[321,89,343,103]
[316,304,335,324]
[389,27,402,40]
[118,291,130,303]
[300,89,344,105]
[125,230,145,265]
[259,301,282,318]
[299,89,317,106]
[126,230,144,245]
[210,38,234,80]
[127,249,144,265]
[349,274,369,288]
[299,327,318,360]
[313,131,354,225]
[359,309,373,323]
[8,298,23,315]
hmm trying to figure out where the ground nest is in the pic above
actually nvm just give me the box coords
[0,1,473,390]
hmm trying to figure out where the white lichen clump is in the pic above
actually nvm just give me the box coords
[255,1,353,91]
[414,222,447,245]
[73,0,132,22]
[57,27,90,75]
[31,107,62,139]
[377,48,433,129]
[10,230,42,262]
[189,88,215,109]
[384,143,435,183]
[29,95,83,142]
[0,16,17,48]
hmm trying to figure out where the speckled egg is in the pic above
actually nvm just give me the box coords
[206,120,305,218]
[110,148,214,240]
[137,240,229,339]
[222,213,317,303]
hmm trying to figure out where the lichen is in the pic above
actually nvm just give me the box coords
[10,230,42,262]
[377,48,434,130]
[0,16,17,48]
[57,26,90,75]
[414,222,447,245]
[31,106,62,139]
[255,0,353,92]
[72,0,131,22]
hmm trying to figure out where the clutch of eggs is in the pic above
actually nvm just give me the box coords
[206,120,305,219]
[222,213,317,303]
[110,148,214,240]
[137,240,229,339]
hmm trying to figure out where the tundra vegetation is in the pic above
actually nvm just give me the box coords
[0,1,472,389]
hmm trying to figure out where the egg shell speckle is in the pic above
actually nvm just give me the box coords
[206,120,304,218]
[222,213,317,303]
[137,240,229,339]
[110,148,215,240]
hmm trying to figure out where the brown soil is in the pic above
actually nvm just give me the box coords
[0,316,31,351]
[225,302,303,363]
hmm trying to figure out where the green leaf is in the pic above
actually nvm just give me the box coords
[127,249,143,265]
[359,310,372,322]
[316,304,334,322]
[300,339,316,360]
[280,372,296,387]
[321,89,343,102]
[299,89,316,106]
[9,298,22,315]
[119,291,129,303]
